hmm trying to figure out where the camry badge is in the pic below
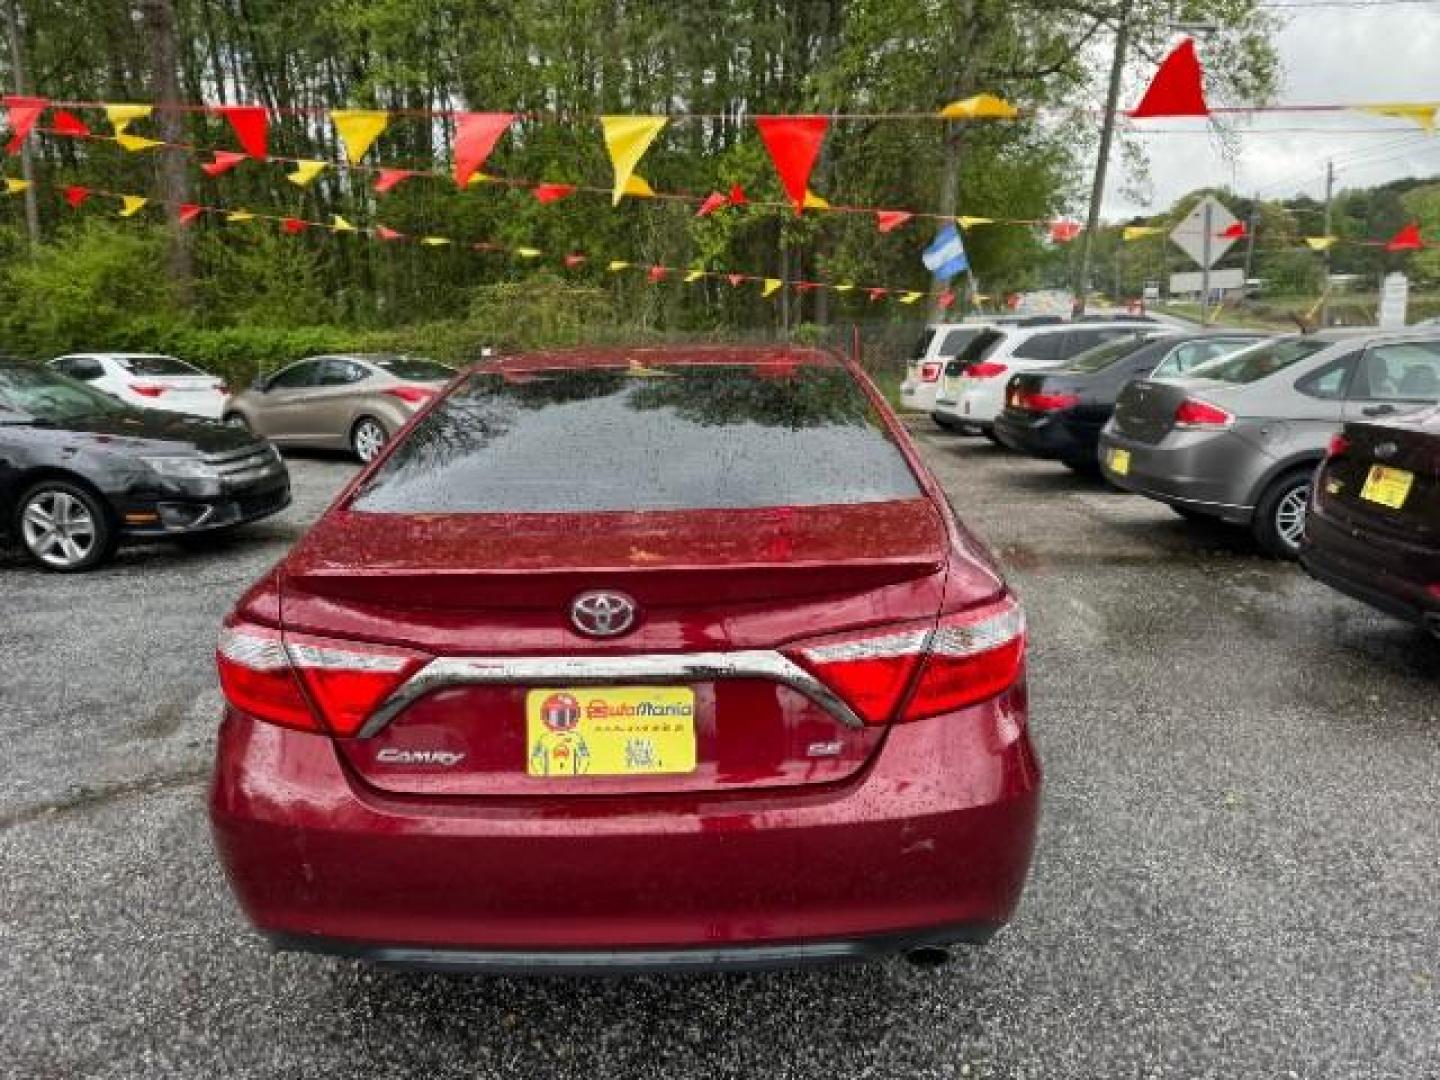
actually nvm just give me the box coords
[570,591,638,638]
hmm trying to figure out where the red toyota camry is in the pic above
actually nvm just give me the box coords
[210,345,1040,973]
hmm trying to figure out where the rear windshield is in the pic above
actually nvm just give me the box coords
[945,330,1005,375]
[1058,335,1151,374]
[910,330,936,361]
[116,355,200,376]
[937,328,983,356]
[1186,338,1329,385]
[351,364,922,513]
[370,355,454,381]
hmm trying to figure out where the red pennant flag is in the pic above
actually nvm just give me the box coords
[755,116,829,214]
[534,183,577,204]
[64,185,91,209]
[453,112,514,188]
[1049,220,1082,243]
[647,265,669,283]
[564,253,587,268]
[726,274,745,287]
[1387,222,1423,251]
[696,191,728,217]
[51,110,90,137]
[876,210,913,234]
[937,290,956,310]
[868,288,888,302]
[1128,38,1209,119]
[3,95,48,155]
[1218,221,1246,239]
[795,281,821,293]
[373,168,415,194]
[728,184,748,207]
[281,217,307,235]
[1006,293,1022,311]
[177,203,203,226]
[215,105,268,157]
[201,150,246,177]
[375,225,404,241]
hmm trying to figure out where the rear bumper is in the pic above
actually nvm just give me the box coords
[1302,508,1440,633]
[994,411,1091,462]
[900,380,940,412]
[1097,428,1257,524]
[211,688,1041,969]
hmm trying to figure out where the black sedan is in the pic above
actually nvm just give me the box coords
[1302,406,1440,635]
[0,359,290,571]
[993,331,1268,470]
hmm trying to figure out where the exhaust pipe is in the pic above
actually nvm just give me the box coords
[903,945,952,968]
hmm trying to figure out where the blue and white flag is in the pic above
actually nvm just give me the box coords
[922,224,969,283]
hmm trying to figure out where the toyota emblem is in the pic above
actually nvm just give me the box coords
[569,591,638,638]
[1373,441,1399,461]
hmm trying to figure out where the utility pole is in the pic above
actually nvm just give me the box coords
[1242,199,1258,288]
[1200,199,1213,325]
[4,0,40,249]
[1320,160,1334,327]
[1074,7,1131,316]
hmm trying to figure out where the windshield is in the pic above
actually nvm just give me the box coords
[0,364,128,421]
[115,355,201,376]
[1186,338,1329,384]
[352,363,921,513]
[370,355,455,381]
[1058,335,1151,374]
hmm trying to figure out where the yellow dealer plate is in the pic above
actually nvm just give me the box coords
[1360,465,1413,510]
[526,687,696,777]
[1110,448,1131,476]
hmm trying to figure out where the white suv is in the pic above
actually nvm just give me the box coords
[49,353,228,419]
[899,322,998,413]
[933,322,1173,438]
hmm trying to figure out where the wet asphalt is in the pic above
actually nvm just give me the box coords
[1,432,1437,1080]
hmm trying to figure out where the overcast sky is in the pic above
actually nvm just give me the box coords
[1103,1,1440,219]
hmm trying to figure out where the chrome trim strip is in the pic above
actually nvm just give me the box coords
[358,650,863,738]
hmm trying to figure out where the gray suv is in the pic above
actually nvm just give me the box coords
[1098,329,1440,557]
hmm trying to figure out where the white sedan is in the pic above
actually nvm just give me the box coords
[48,353,229,419]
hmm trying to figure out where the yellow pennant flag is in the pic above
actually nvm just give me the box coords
[683,269,704,283]
[331,214,356,232]
[421,236,451,246]
[1356,103,1438,135]
[118,195,148,218]
[608,260,631,272]
[974,293,991,303]
[330,109,390,164]
[762,278,782,297]
[3,177,30,194]
[116,134,162,153]
[1123,226,1162,241]
[515,247,543,258]
[834,283,855,292]
[1304,236,1337,251]
[958,216,993,228]
[803,190,830,209]
[226,210,255,223]
[105,103,152,135]
[938,93,1019,120]
[466,172,491,187]
[622,174,655,198]
[899,291,924,305]
[600,116,668,205]
[288,160,327,187]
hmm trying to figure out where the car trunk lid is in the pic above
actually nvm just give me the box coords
[1113,377,1234,444]
[1318,413,1440,541]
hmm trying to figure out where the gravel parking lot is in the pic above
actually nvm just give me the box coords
[3,433,1437,1080]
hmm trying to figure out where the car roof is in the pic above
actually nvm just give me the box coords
[1307,327,1440,346]
[471,345,845,374]
[56,352,175,360]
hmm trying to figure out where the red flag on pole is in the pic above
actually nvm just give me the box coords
[216,105,268,158]
[534,183,577,204]
[3,95,48,154]
[755,116,829,214]
[1219,221,1246,239]
[51,110,90,137]
[177,203,203,226]
[696,191,728,217]
[876,210,913,234]
[453,112,514,188]
[1128,38,1209,119]
[64,185,91,208]
[1386,222,1423,251]
[201,150,247,177]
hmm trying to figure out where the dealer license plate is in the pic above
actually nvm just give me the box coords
[1110,448,1131,476]
[1359,465,1413,510]
[526,687,696,777]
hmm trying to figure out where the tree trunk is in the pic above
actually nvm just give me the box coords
[139,0,193,303]
[4,0,40,248]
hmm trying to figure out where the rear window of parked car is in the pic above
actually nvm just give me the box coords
[351,363,922,513]
[115,355,201,376]
[1353,341,1440,401]
[1058,335,1151,373]
[371,355,455,381]
[1185,338,1329,385]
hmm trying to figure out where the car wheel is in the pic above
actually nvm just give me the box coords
[350,416,389,463]
[1252,469,1313,560]
[1062,458,1099,475]
[982,429,1003,447]
[933,415,964,433]
[14,479,116,572]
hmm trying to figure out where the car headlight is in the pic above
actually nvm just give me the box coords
[141,455,221,481]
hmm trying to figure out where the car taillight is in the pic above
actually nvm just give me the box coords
[216,620,427,736]
[1326,433,1350,459]
[967,362,1009,379]
[1020,391,1080,412]
[216,382,229,396]
[384,386,437,404]
[1174,398,1233,430]
[792,596,1026,725]
[920,362,942,383]
[131,384,167,397]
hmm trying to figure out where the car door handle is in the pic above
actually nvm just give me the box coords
[1361,404,1398,417]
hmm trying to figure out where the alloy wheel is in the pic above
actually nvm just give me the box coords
[353,419,387,463]
[1274,483,1309,551]
[21,489,99,569]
